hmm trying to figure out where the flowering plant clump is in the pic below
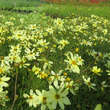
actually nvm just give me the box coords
[0,13,110,109]
[24,81,71,110]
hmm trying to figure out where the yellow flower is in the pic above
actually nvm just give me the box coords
[65,52,83,74]
[75,48,79,52]
[92,66,101,76]
[0,76,10,87]
[23,89,39,108]
[38,48,44,53]
[83,76,96,90]
[65,77,71,82]
[32,65,41,75]
[53,44,56,48]
[35,89,49,110]
[46,28,53,34]
[40,73,48,79]
[71,60,77,66]
[0,67,3,74]
[58,39,69,50]
[54,18,64,26]
[48,84,71,110]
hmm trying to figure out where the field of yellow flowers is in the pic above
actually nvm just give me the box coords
[0,11,110,110]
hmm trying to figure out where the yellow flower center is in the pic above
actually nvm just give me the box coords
[14,63,19,67]
[14,48,17,51]
[48,77,52,81]
[0,78,2,83]
[88,82,91,86]
[5,96,9,99]
[63,72,67,76]
[42,97,47,104]
[29,96,33,99]
[55,94,60,100]
[71,60,77,65]
[67,85,72,88]
[55,74,58,79]
[58,21,62,25]
[32,26,36,29]
[66,77,71,82]
[78,58,82,61]
[17,34,22,38]
[13,56,16,60]
[0,68,3,74]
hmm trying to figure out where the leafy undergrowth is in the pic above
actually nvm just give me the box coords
[0,12,110,110]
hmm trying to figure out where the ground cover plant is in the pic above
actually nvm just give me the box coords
[0,9,110,110]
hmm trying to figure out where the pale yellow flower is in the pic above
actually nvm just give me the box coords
[65,52,83,73]
[24,89,39,108]
[92,66,101,76]
[48,84,71,110]
[32,65,41,75]
[0,76,10,88]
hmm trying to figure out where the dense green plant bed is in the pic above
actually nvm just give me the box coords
[37,4,110,19]
[0,0,110,19]
[0,0,43,9]
[0,11,110,110]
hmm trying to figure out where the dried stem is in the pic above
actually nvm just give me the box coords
[10,69,18,110]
